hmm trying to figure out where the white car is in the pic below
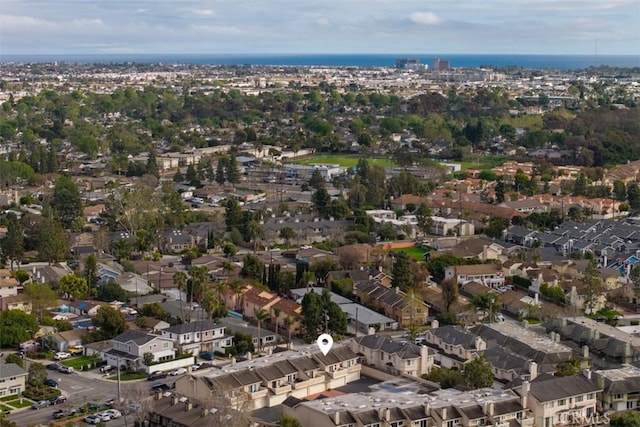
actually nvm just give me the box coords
[191,363,203,371]
[54,352,71,360]
[96,412,111,422]
[170,368,187,376]
[105,409,122,419]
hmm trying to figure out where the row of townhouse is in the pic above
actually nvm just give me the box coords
[171,346,361,410]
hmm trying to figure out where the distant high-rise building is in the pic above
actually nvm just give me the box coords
[433,58,451,70]
[395,58,423,70]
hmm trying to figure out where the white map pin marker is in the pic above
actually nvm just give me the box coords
[317,333,334,356]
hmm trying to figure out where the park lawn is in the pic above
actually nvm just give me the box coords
[294,154,396,168]
[391,246,428,261]
[106,372,147,381]
[61,356,98,370]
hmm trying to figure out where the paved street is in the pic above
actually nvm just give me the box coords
[7,368,141,427]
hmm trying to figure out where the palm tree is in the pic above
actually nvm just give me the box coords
[227,280,247,312]
[246,220,265,253]
[221,260,235,277]
[284,315,295,350]
[272,307,282,347]
[254,308,270,352]
[173,271,188,322]
[212,280,227,307]
[202,288,217,322]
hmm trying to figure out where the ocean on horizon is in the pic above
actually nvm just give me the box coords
[1,53,639,70]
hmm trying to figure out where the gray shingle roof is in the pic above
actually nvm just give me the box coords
[0,363,27,379]
[529,375,601,402]
[354,335,429,360]
[163,320,221,335]
[112,330,158,345]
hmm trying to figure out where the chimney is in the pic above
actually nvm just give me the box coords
[483,245,488,261]
[431,319,439,329]
[155,391,163,400]
[484,402,495,417]
[335,411,340,425]
[521,381,530,409]
[171,396,179,405]
[534,293,539,304]
[583,369,592,380]
[555,333,561,343]
[395,287,400,294]
[549,331,555,341]
[522,320,529,329]
[185,401,193,412]
[441,407,447,421]
[528,361,538,381]
[201,408,208,417]
[582,345,589,359]
[625,342,632,357]
[384,408,391,421]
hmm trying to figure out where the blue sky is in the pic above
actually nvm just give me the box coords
[1,0,639,55]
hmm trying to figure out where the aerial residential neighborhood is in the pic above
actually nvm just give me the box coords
[0,58,639,427]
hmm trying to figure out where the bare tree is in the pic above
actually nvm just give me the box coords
[120,382,155,427]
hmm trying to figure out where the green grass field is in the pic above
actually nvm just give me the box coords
[391,246,428,261]
[294,154,397,168]
[0,395,18,402]
[7,399,32,409]
[61,356,99,370]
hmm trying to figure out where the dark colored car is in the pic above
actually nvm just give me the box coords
[46,363,60,371]
[150,383,171,393]
[147,371,168,381]
[50,395,67,405]
[199,352,215,360]
[44,379,58,387]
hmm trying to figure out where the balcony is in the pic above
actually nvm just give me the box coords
[327,368,349,379]
[271,384,292,395]
[293,375,324,390]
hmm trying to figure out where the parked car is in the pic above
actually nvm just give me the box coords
[50,395,67,405]
[52,409,65,419]
[171,367,187,376]
[150,383,171,393]
[46,363,61,371]
[54,352,71,360]
[31,400,50,410]
[58,365,74,374]
[199,352,214,361]
[191,363,203,371]
[147,371,168,381]
[99,365,114,374]
[44,379,58,387]
[68,345,84,355]
[104,398,115,406]
[84,415,100,424]
[105,409,122,419]
[95,412,111,422]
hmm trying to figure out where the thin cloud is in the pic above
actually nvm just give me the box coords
[409,12,444,26]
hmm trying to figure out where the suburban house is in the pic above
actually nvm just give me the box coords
[102,330,176,371]
[0,269,19,298]
[349,335,435,377]
[0,363,28,397]
[160,320,233,356]
[135,317,171,333]
[354,281,429,327]
[593,365,640,413]
[218,316,279,350]
[445,263,505,289]
[50,329,89,352]
[114,272,153,295]
[423,325,487,369]
[521,373,601,427]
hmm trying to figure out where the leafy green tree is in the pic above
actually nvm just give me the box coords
[308,169,325,190]
[301,291,323,338]
[59,274,89,300]
[277,414,302,427]
[312,188,331,217]
[279,227,296,249]
[215,157,227,185]
[23,282,57,321]
[583,260,603,314]
[462,355,494,389]
[554,357,579,377]
[37,214,69,264]
[245,220,264,253]
[240,253,265,281]
[610,411,640,427]
[91,305,127,341]
[0,310,39,347]
[226,153,240,184]
[84,253,99,288]
[28,362,47,388]
[392,251,414,292]
[140,302,169,320]
[470,292,501,322]
[2,212,24,270]
[51,175,82,229]
[146,150,159,179]
[485,217,508,239]
[415,203,433,236]
[6,353,23,368]
[143,352,154,366]
[613,180,627,202]
[627,182,640,212]
[224,198,243,231]
[96,281,128,302]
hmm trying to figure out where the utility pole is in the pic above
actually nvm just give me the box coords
[117,356,121,404]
